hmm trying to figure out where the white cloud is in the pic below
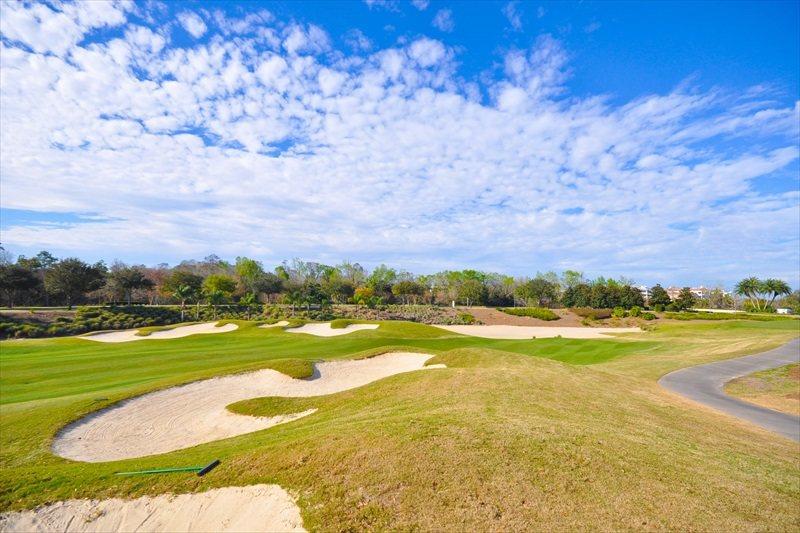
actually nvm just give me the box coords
[1,3,798,285]
[408,37,446,67]
[178,11,207,38]
[503,2,523,31]
[412,0,430,10]
[432,9,455,32]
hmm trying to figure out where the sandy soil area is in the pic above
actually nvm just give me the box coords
[259,320,289,328]
[0,485,305,533]
[54,353,444,462]
[286,322,379,336]
[81,322,238,343]
[433,324,641,339]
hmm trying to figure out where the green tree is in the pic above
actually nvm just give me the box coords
[392,280,424,304]
[108,264,154,305]
[366,264,397,295]
[234,257,265,295]
[239,292,259,320]
[777,290,800,313]
[171,284,195,321]
[254,273,284,302]
[515,277,558,307]
[202,274,237,297]
[762,279,791,309]
[44,258,107,309]
[354,286,376,308]
[0,264,41,308]
[673,287,695,311]
[163,271,203,297]
[735,277,763,311]
[561,270,585,289]
[649,284,671,308]
[458,279,487,307]
[561,283,592,308]
[205,290,225,319]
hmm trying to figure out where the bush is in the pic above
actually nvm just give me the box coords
[457,312,477,324]
[499,307,559,321]
[743,301,776,313]
[629,306,641,317]
[570,307,612,320]
[612,307,626,318]
[654,304,665,312]
[641,312,656,320]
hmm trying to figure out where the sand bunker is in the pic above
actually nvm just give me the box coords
[286,322,379,337]
[433,325,641,339]
[81,322,238,343]
[54,353,443,462]
[0,484,304,533]
[259,320,290,328]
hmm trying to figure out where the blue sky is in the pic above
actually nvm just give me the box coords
[0,0,798,287]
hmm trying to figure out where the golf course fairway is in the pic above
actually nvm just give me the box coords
[1,319,798,530]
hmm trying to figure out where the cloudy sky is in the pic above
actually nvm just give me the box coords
[1,0,798,287]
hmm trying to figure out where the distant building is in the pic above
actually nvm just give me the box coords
[690,286,712,299]
[776,308,793,315]
[666,286,682,300]
[665,286,725,301]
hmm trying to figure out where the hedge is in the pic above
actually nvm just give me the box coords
[499,307,559,321]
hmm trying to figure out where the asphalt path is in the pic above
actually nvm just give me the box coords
[659,338,800,441]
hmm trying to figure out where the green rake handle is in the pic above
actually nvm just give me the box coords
[116,459,220,477]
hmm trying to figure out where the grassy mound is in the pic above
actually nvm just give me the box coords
[499,307,559,320]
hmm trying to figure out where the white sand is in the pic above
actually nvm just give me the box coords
[433,324,642,339]
[0,485,305,533]
[286,322,379,337]
[259,320,290,328]
[81,322,238,343]
[54,353,444,462]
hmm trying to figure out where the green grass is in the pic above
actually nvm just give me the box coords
[330,318,355,329]
[498,307,559,320]
[1,319,799,529]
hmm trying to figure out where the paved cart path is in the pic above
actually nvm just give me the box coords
[659,338,800,441]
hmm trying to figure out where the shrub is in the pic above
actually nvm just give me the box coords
[654,304,665,312]
[743,301,776,313]
[641,312,656,320]
[664,311,792,321]
[629,306,641,317]
[457,312,477,324]
[612,307,626,318]
[499,307,559,321]
[571,307,612,320]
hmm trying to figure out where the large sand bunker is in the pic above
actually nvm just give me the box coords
[54,353,443,462]
[286,322,379,336]
[433,325,641,339]
[0,484,305,533]
[81,322,238,343]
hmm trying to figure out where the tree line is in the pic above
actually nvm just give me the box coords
[0,250,796,313]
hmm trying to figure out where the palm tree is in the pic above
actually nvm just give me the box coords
[240,292,258,320]
[735,277,763,311]
[172,284,193,321]
[762,279,791,309]
[205,290,225,320]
